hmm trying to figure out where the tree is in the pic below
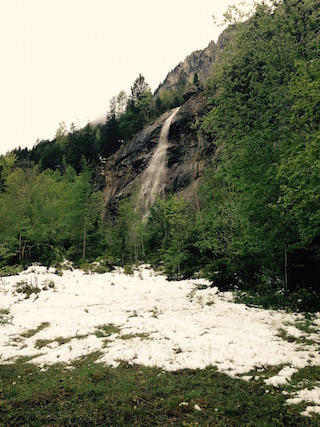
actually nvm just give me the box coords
[98,118,121,158]
[146,195,191,275]
[116,90,128,118]
[118,109,142,140]
[64,123,98,172]
[0,166,67,263]
[277,59,320,240]
[55,122,68,148]
[114,193,145,265]
[129,74,150,106]
[136,89,154,124]
[63,159,103,260]
[0,152,17,190]
[198,0,320,290]
[193,72,199,85]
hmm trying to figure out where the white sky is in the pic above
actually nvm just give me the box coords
[0,0,251,155]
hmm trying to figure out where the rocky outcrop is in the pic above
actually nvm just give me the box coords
[102,27,239,210]
[102,91,214,210]
[102,112,170,209]
[155,26,236,96]
[155,41,217,95]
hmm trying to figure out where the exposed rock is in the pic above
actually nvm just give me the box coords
[102,27,240,210]
[102,112,169,209]
[155,41,216,96]
[155,25,237,96]
[102,91,214,211]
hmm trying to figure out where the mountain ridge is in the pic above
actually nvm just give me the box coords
[101,26,238,209]
[155,26,235,95]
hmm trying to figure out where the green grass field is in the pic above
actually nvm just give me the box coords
[1,355,319,426]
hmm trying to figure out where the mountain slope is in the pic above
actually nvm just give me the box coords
[102,90,214,211]
[155,26,235,95]
[101,28,238,209]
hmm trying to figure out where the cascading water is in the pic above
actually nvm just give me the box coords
[140,107,180,213]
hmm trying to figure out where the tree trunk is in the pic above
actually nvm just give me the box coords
[82,214,87,259]
[284,244,288,293]
[19,230,22,261]
[194,190,206,246]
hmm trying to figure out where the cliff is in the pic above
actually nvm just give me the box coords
[102,91,214,211]
[155,26,236,96]
[155,41,217,95]
[102,27,237,210]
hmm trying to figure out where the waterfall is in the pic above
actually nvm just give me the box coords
[140,107,180,213]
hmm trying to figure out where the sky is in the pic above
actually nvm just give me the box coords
[0,0,253,155]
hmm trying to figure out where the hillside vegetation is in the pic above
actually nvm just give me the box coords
[0,0,319,310]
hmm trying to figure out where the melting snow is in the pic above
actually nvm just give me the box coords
[0,264,320,416]
[287,387,320,417]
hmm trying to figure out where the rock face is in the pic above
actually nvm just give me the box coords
[102,27,238,210]
[155,41,217,95]
[155,26,236,96]
[102,91,214,211]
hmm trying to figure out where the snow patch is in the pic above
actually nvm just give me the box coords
[287,387,320,417]
[1,265,320,415]
[264,367,298,387]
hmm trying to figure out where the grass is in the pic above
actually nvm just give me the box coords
[206,299,215,307]
[287,365,320,392]
[0,357,319,426]
[277,328,317,347]
[14,277,56,299]
[0,264,23,277]
[94,325,150,343]
[20,322,50,339]
[294,317,318,335]
[94,324,121,339]
[41,279,55,290]
[0,308,12,326]
[35,335,88,349]
[276,316,320,347]
[75,261,110,275]
[120,332,150,341]
[150,306,163,318]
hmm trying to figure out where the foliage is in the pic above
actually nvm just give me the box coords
[0,160,104,267]
[146,195,191,276]
[197,0,320,292]
[113,192,146,266]
[118,109,143,139]
[15,279,41,299]
[235,283,320,313]
[0,152,17,190]
[13,71,185,173]
[96,110,121,158]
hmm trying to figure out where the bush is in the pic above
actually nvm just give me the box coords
[15,280,41,299]
[0,264,23,277]
[235,283,320,313]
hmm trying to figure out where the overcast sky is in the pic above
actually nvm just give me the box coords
[0,0,254,155]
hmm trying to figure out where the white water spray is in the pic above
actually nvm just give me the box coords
[140,107,180,212]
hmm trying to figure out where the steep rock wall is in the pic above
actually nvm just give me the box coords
[102,91,214,210]
[155,41,217,94]
[155,26,236,96]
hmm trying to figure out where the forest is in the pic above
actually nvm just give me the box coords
[0,0,319,310]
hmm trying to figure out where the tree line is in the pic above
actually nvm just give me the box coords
[13,73,189,174]
[1,0,319,310]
